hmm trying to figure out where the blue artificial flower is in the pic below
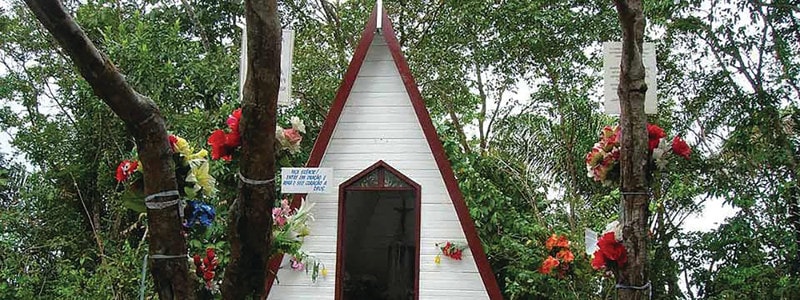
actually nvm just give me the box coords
[185,200,216,228]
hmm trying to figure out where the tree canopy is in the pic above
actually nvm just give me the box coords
[1,0,799,299]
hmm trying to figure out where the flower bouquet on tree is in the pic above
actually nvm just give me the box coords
[585,123,691,185]
[207,108,306,162]
[538,234,575,277]
[115,134,218,232]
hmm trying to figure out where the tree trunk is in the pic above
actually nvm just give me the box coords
[23,1,194,299]
[613,1,650,299]
[220,0,280,298]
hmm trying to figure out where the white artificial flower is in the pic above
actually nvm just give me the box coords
[604,220,623,241]
[652,147,665,162]
[652,139,671,170]
[290,116,306,134]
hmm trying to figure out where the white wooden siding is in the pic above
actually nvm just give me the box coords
[269,34,490,299]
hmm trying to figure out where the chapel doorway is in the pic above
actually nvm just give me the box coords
[337,161,420,300]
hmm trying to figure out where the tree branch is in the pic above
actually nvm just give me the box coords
[23,1,193,299]
[613,0,650,299]
[220,0,280,298]
[475,61,488,152]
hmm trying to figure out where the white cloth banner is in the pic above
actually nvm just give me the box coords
[239,28,294,106]
[603,42,657,115]
[281,168,333,194]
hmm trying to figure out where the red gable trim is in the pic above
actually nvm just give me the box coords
[265,5,503,299]
[380,10,503,300]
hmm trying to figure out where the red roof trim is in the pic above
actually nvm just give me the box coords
[306,9,377,168]
[266,5,502,299]
[380,10,503,300]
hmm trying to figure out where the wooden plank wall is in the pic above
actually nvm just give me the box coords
[268,34,489,299]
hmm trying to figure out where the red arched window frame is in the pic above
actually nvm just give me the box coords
[335,160,421,300]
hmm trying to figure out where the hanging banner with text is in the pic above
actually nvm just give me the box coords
[239,29,294,106]
[603,42,657,115]
[280,168,333,194]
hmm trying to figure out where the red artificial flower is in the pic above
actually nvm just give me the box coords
[592,232,627,270]
[207,130,241,161]
[601,125,621,149]
[539,256,560,274]
[556,249,575,263]
[647,123,666,151]
[168,135,178,151]
[585,148,604,166]
[115,160,139,182]
[203,270,215,281]
[450,249,463,260]
[438,241,465,260]
[193,248,218,289]
[206,248,215,261]
[226,108,242,133]
[671,136,691,159]
[591,251,607,270]
[208,108,244,161]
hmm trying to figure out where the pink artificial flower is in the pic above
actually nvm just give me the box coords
[227,109,242,133]
[272,207,287,227]
[283,128,302,145]
[291,257,305,271]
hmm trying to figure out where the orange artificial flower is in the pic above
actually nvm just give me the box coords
[538,256,560,274]
[545,234,570,251]
[556,249,574,263]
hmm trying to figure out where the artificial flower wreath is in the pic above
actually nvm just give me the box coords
[585,123,691,184]
[434,241,467,264]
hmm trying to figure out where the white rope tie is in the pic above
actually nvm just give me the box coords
[144,190,180,202]
[238,172,276,185]
[616,281,652,299]
[144,190,183,217]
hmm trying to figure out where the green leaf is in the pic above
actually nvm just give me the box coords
[121,189,146,213]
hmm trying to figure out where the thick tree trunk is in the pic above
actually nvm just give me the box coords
[613,1,650,299]
[220,0,280,298]
[23,1,194,299]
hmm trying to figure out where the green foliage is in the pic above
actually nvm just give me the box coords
[2,0,800,298]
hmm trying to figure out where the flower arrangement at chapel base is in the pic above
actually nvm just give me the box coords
[585,123,691,185]
[271,197,326,282]
[207,108,306,161]
[434,241,467,264]
[539,234,575,276]
[591,221,627,273]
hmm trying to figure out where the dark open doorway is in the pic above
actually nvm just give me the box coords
[336,161,420,300]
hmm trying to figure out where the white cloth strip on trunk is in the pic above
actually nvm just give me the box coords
[238,172,276,185]
[144,190,182,211]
